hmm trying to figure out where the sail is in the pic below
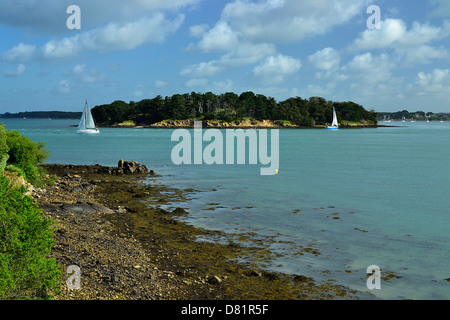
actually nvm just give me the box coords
[331,108,338,127]
[78,101,97,130]
[85,108,96,129]
[77,105,87,130]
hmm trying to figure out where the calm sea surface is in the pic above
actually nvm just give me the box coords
[2,118,450,300]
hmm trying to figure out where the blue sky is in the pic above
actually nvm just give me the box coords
[0,0,449,113]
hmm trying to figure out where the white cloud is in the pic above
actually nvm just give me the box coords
[67,63,106,84]
[195,21,240,52]
[41,14,184,59]
[345,52,395,84]
[308,47,340,71]
[180,61,224,78]
[2,43,36,63]
[220,0,368,43]
[219,43,276,67]
[0,0,200,34]
[2,64,26,77]
[253,54,301,84]
[183,0,365,86]
[401,45,448,64]
[42,36,82,59]
[352,19,450,50]
[185,78,208,87]
[181,43,276,78]
[416,68,450,89]
[189,24,209,37]
[350,19,450,67]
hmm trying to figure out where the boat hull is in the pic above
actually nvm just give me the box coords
[326,126,339,130]
[77,129,100,134]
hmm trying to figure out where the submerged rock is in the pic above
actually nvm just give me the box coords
[96,160,150,175]
[172,207,188,215]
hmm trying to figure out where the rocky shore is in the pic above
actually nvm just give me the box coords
[34,163,362,300]
[107,119,386,129]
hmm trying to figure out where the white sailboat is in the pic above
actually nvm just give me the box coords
[326,107,339,130]
[77,100,99,134]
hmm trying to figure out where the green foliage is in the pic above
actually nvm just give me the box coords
[0,154,8,174]
[0,125,9,175]
[0,124,8,156]
[4,130,49,185]
[91,92,378,127]
[0,175,60,299]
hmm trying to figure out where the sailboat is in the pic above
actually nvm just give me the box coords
[326,107,339,130]
[77,100,99,134]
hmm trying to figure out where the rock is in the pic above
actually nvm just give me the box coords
[293,275,312,283]
[207,276,223,285]
[172,207,188,215]
[116,206,127,214]
[97,161,150,175]
[248,270,262,277]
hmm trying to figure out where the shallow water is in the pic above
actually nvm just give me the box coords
[3,118,450,300]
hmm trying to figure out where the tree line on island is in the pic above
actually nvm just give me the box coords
[0,111,81,119]
[91,92,379,127]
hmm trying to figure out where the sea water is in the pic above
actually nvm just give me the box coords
[3,118,450,300]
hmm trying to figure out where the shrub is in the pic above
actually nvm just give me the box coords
[0,175,60,299]
[0,154,8,175]
[4,130,49,185]
[0,125,8,175]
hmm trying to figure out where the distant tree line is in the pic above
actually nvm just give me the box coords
[0,111,81,119]
[91,92,378,126]
[378,110,450,121]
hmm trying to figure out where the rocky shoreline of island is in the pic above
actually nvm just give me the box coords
[103,119,390,130]
[34,162,368,300]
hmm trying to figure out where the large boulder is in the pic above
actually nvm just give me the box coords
[97,160,150,175]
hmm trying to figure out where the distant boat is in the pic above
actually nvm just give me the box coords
[77,100,99,134]
[326,107,339,130]
[402,116,406,123]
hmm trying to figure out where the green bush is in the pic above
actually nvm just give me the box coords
[0,125,8,175]
[0,175,60,299]
[0,154,8,174]
[4,130,49,185]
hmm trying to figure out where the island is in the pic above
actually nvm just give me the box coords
[91,92,379,129]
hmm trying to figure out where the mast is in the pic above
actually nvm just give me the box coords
[84,100,87,129]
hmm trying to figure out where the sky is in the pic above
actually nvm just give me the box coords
[0,0,449,113]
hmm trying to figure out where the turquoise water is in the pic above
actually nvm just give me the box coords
[2,118,450,300]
